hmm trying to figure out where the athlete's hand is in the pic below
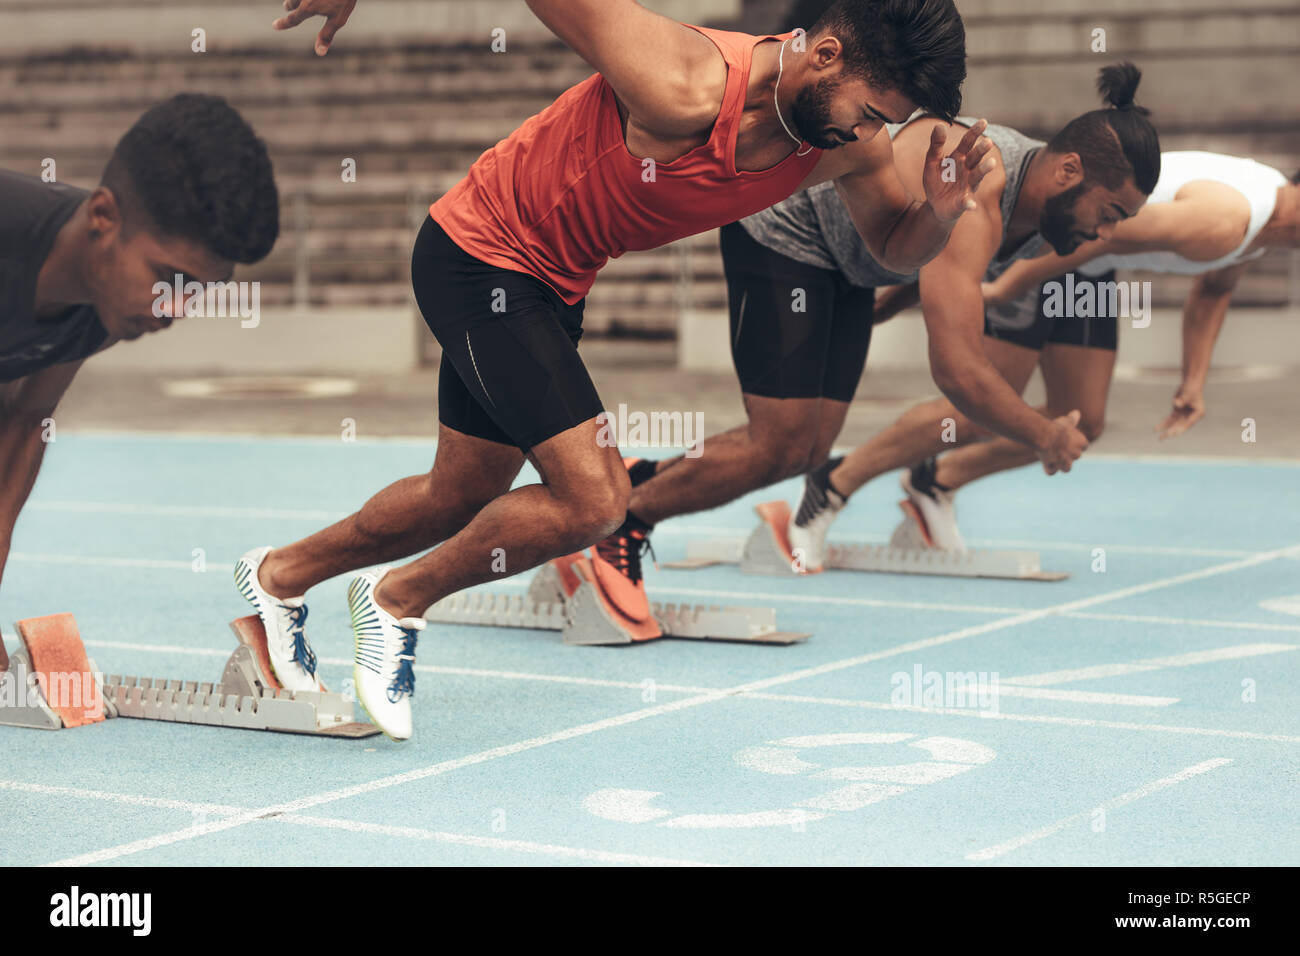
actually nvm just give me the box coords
[273,0,357,56]
[1037,409,1089,475]
[1156,385,1206,439]
[922,119,994,224]
[980,279,1012,308]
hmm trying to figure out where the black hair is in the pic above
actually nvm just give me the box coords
[802,0,966,123]
[101,93,279,263]
[1046,62,1161,194]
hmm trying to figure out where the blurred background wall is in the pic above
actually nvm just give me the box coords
[1,0,1295,373]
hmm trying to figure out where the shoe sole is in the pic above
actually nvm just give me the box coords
[352,660,411,742]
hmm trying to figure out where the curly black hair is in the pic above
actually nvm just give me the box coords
[101,93,279,263]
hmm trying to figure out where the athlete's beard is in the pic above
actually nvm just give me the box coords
[1040,181,1093,255]
[789,76,847,150]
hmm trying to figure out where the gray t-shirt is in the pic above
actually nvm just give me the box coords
[739,117,1047,291]
[0,170,107,383]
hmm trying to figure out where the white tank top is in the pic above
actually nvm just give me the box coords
[1081,151,1287,277]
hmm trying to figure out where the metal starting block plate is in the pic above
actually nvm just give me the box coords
[426,580,808,646]
[670,533,1068,581]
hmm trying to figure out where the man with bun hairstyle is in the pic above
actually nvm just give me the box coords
[843,150,1300,552]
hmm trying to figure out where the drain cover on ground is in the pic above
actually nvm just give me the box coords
[162,377,359,399]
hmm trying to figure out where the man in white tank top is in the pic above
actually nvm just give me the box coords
[795,150,1298,553]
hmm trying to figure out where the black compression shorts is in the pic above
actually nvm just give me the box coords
[411,216,604,451]
[719,221,874,402]
[983,269,1120,351]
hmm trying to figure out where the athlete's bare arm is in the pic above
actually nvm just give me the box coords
[982,240,1107,305]
[986,182,1254,303]
[916,182,1088,473]
[1158,260,1250,439]
[276,1,725,137]
[0,360,82,595]
[522,1,723,136]
[801,119,995,274]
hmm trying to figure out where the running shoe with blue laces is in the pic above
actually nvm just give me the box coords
[234,546,321,693]
[348,567,427,741]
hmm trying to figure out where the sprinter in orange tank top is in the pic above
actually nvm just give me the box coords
[239,0,993,739]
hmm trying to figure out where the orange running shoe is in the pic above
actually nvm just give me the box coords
[590,518,656,624]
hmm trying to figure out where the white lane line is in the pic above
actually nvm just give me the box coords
[737,693,1300,743]
[1063,611,1300,633]
[964,539,1253,559]
[654,525,1256,558]
[634,585,1025,616]
[0,780,242,816]
[275,815,719,867]
[965,758,1233,862]
[81,641,716,695]
[42,541,1299,867]
[0,780,717,867]
[53,428,439,447]
[81,640,1175,706]
[1260,595,1300,616]
[1004,643,1297,687]
[27,501,343,522]
[73,642,1172,707]
[990,685,1177,707]
[86,640,230,659]
[9,552,234,572]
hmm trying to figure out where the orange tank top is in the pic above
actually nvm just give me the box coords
[430,26,822,305]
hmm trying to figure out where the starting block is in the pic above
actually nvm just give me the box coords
[0,614,112,730]
[669,500,1068,581]
[426,556,809,646]
[0,613,379,738]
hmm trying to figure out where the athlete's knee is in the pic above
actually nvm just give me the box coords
[752,426,820,482]
[1080,415,1105,443]
[553,468,629,544]
[1049,406,1105,443]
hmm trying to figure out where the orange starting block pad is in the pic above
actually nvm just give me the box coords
[0,614,111,730]
[668,500,1069,581]
[426,555,810,647]
[0,613,379,738]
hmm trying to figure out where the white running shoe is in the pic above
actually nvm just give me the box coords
[234,546,321,693]
[788,461,847,572]
[900,466,966,552]
[348,568,426,741]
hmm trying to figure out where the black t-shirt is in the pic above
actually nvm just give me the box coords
[0,169,108,383]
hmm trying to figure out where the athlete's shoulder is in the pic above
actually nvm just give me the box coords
[627,21,730,134]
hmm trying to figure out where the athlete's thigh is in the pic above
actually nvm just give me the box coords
[741,393,823,441]
[1038,269,1120,423]
[525,415,629,507]
[413,215,604,454]
[430,420,526,505]
[822,280,873,403]
[981,334,1042,394]
[1038,343,1116,424]
[720,222,841,400]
